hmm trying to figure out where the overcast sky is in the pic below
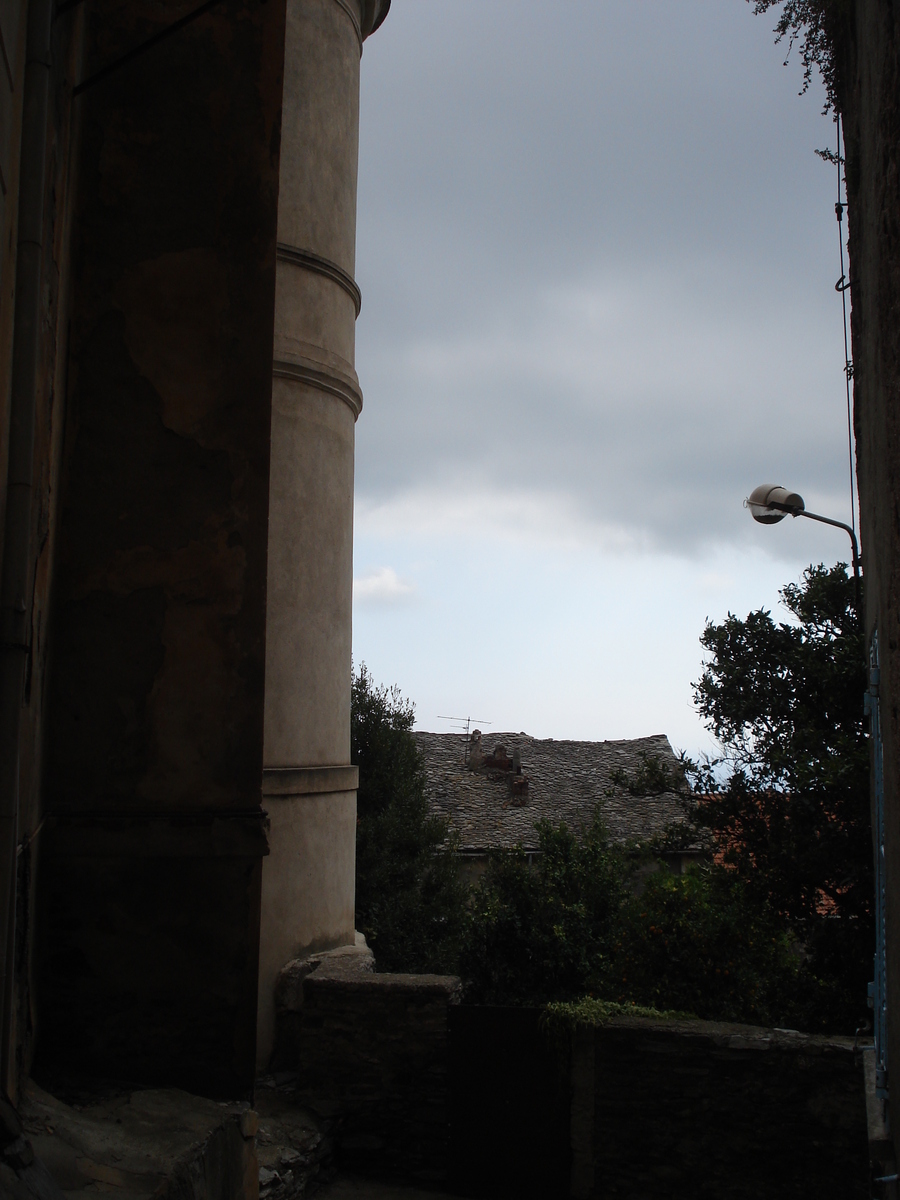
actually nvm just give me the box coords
[350,0,853,758]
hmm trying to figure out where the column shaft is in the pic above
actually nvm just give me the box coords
[258,0,367,1066]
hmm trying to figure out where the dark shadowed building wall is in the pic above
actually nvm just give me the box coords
[838,0,900,1165]
[36,0,287,1098]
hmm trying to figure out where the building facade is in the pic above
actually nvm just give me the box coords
[0,0,388,1099]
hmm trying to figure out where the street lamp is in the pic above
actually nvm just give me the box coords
[745,483,861,608]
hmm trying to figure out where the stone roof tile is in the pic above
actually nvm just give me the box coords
[414,731,688,852]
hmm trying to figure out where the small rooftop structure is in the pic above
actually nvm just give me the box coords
[414,731,696,862]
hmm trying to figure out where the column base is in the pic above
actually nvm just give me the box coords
[256,782,357,1070]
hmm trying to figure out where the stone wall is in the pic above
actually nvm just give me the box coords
[573,1017,868,1200]
[22,1081,259,1200]
[275,980,869,1198]
[272,953,459,1184]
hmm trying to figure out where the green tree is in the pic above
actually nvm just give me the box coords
[611,865,807,1027]
[460,814,626,1005]
[352,664,467,973]
[689,562,872,1031]
[458,814,811,1028]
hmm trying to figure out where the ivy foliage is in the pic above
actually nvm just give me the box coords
[749,0,845,111]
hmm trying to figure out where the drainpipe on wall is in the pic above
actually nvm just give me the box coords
[0,0,52,1095]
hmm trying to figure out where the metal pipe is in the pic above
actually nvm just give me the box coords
[796,509,861,612]
[794,509,861,576]
[768,501,862,612]
[0,0,53,1093]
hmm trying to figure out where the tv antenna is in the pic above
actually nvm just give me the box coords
[437,715,492,764]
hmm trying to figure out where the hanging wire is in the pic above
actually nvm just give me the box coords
[834,112,858,547]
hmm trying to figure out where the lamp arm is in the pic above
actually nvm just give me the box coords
[757,497,862,613]
[793,510,860,570]
[792,509,862,612]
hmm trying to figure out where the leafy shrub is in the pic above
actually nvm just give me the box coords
[610,865,804,1027]
[352,664,467,973]
[460,815,627,1005]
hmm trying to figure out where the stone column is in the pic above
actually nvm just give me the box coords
[257,0,389,1066]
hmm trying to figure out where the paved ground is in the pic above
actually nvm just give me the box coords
[319,1176,466,1200]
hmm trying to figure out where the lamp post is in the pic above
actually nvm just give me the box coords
[745,483,861,611]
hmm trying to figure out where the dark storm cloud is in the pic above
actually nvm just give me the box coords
[354,1,850,554]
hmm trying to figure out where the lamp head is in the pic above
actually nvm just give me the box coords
[745,484,805,524]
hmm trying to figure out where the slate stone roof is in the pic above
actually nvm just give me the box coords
[414,731,689,853]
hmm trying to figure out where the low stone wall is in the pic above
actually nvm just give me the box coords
[274,965,869,1198]
[273,952,460,1184]
[573,1016,868,1200]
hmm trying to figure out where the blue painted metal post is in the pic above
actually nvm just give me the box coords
[866,629,889,1103]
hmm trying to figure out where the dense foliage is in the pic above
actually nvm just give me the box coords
[458,814,811,1027]
[351,664,467,973]
[693,565,869,920]
[459,815,626,1005]
[611,866,827,1028]
[688,563,871,1031]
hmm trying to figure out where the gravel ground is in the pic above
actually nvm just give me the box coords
[318,1177,466,1200]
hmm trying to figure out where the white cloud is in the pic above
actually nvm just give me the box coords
[356,483,650,556]
[353,566,417,605]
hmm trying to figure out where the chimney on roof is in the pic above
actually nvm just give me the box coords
[485,744,512,770]
[468,729,483,769]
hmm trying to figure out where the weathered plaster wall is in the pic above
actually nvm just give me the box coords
[0,0,85,1096]
[35,0,287,1097]
[839,0,900,1159]
[0,0,29,560]
[257,781,357,1056]
[1,0,389,1097]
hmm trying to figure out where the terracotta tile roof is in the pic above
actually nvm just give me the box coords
[414,730,689,853]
